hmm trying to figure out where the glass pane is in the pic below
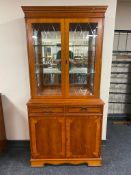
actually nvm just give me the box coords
[69,23,98,96]
[32,23,62,96]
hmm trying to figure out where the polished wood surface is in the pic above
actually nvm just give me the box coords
[27,98,104,105]
[23,6,107,167]
[31,158,102,167]
[30,116,65,158]
[0,94,6,152]
[22,6,107,18]
[29,106,64,113]
[66,106,102,113]
[66,116,102,158]
[28,102,103,166]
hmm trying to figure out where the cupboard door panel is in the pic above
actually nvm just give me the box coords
[66,116,102,158]
[30,116,65,158]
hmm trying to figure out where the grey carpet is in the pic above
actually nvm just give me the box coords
[0,120,131,175]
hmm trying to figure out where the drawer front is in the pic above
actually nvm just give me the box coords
[29,106,64,113]
[66,106,102,113]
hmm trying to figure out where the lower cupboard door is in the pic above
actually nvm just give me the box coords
[66,116,102,158]
[30,116,65,158]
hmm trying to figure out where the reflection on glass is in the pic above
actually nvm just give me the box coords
[32,23,62,96]
[69,23,97,96]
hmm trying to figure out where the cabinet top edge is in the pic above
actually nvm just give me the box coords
[22,6,108,18]
[27,99,104,106]
[22,6,108,11]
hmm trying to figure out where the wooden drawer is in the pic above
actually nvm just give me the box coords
[66,106,102,113]
[29,106,64,113]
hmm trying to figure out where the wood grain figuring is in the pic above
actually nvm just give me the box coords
[66,116,101,158]
[0,94,6,152]
[30,116,65,158]
[22,6,106,167]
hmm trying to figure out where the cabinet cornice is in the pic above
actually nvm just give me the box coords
[22,6,108,18]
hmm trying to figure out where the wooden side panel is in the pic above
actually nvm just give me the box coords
[30,116,65,158]
[66,115,102,158]
[0,94,6,152]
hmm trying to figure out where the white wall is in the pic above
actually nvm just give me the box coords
[115,1,131,30]
[0,0,117,140]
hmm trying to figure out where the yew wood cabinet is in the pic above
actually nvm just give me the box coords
[22,6,107,167]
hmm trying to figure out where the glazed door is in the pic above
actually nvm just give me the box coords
[64,19,103,98]
[66,116,102,158]
[27,19,65,98]
[26,18,103,98]
[30,116,65,158]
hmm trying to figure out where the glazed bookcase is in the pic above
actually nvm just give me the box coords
[22,6,107,167]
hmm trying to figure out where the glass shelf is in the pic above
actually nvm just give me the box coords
[33,44,96,47]
[34,44,59,47]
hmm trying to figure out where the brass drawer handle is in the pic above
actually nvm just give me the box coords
[80,107,88,112]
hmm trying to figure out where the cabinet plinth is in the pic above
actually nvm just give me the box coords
[23,6,107,167]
